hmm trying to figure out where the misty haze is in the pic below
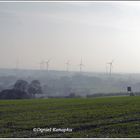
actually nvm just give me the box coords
[1,2,140,98]
[1,1,140,138]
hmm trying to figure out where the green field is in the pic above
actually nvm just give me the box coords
[0,96,140,138]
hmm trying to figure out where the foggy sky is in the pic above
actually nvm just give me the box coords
[1,2,140,73]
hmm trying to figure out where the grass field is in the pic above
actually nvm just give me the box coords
[0,96,140,138]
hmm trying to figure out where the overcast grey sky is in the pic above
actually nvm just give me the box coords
[1,2,140,73]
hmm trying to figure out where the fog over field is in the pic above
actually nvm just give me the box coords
[2,2,140,139]
[0,68,140,98]
[1,2,140,98]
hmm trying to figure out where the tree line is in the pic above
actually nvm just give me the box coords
[0,80,42,99]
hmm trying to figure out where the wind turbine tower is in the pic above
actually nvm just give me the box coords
[45,59,51,71]
[107,60,114,76]
[15,58,19,77]
[79,58,84,73]
[66,60,70,72]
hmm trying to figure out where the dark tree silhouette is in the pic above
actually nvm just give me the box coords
[28,80,42,96]
[0,89,30,99]
[14,80,29,92]
[0,79,42,99]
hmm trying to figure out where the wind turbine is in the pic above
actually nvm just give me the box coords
[39,60,44,70]
[66,60,70,72]
[79,58,84,73]
[15,58,19,77]
[45,59,51,71]
[107,60,114,76]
